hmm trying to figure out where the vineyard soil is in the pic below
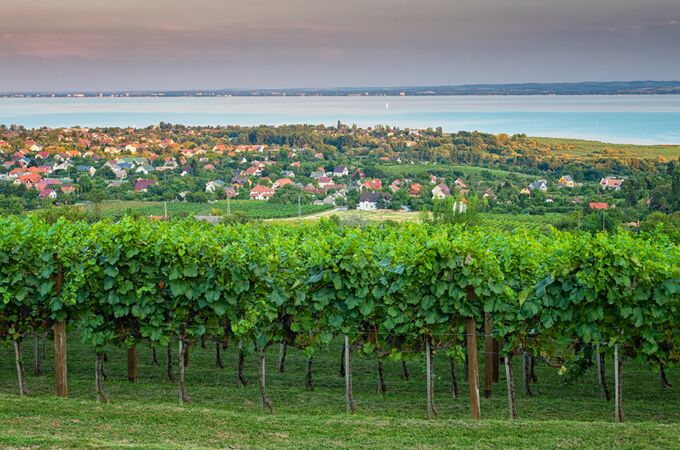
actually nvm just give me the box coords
[1,336,678,449]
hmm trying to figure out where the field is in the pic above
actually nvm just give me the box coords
[379,163,536,180]
[1,336,678,449]
[533,137,680,160]
[91,200,334,219]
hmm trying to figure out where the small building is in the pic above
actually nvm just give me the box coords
[600,177,624,190]
[529,180,548,191]
[249,185,275,201]
[332,165,349,177]
[432,183,451,199]
[558,175,576,188]
[589,202,609,210]
[358,192,380,211]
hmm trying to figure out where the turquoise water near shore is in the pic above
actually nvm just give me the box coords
[1,95,679,144]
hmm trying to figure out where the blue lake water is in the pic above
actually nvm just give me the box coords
[1,95,679,144]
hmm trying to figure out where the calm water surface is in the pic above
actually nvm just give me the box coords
[1,95,679,144]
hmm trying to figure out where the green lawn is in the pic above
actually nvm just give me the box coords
[1,335,678,449]
[93,200,334,219]
[379,164,536,180]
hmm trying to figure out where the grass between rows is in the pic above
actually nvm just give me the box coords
[1,336,678,449]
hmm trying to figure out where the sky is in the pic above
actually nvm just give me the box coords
[1,0,680,92]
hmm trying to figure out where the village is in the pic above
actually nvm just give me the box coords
[0,125,640,221]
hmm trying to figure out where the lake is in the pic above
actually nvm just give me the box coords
[1,95,679,144]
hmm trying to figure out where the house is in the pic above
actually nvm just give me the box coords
[35,151,50,160]
[317,176,334,189]
[273,178,294,190]
[408,183,422,197]
[303,183,320,194]
[389,179,402,192]
[520,187,531,195]
[353,169,366,179]
[558,175,575,188]
[358,192,381,211]
[224,186,238,198]
[203,163,216,171]
[249,185,275,201]
[17,173,42,187]
[589,202,609,210]
[529,180,548,191]
[134,179,157,192]
[112,168,128,179]
[52,161,73,172]
[60,185,77,194]
[361,178,382,191]
[314,152,324,159]
[600,177,624,190]
[135,164,154,175]
[432,183,451,199]
[309,170,326,180]
[454,178,466,189]
[39,189,57,200]
[243,166,262,177]
[124,144,138,153]
[205,180,226,193]
[482,189,496,199]
[76,165,97,177]
[332,165,348,177]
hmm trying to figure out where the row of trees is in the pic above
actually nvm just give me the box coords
[0,217,678,420]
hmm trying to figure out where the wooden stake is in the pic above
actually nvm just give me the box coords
[53,321,68,397]
[278,343,287,373]
[425,336,437,419]
[14,340,29,396]
[484,314,493,398]
[344,335,356,413]
[258,348,273,413]
[33,335,44,376]
[614,344,623,422]
[505,354,518,419]
[127,346,137,383]
[492,339,500,383]
[465,308,480,419]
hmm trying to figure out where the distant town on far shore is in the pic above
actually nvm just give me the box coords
[3,80,680,98]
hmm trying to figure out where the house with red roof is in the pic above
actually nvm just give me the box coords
[273,178,294,190]
[249,185,275,200]
[589,202,609,210]
[134,179,157,192]
[599,177,624,190]
[360,178,382,191]
[39,189,57,200]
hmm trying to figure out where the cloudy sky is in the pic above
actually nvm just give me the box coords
[1,0,679,92]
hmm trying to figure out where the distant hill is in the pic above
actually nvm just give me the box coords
[3,80,680,97]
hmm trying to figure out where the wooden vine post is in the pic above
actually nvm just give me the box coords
[344,335,356,414]
[53,269,68,398]
[614,344,623,422]
[483,313,494,398]
[492,339,500,383]
[127,346,138,383]
[465,286,481,421]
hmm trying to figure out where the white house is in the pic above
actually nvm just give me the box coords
[358,192,380,211]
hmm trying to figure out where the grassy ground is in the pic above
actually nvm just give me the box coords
[532,137,680,160]
[1,335,678,449]
[379,163,535,180]
[92,200,334,219]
